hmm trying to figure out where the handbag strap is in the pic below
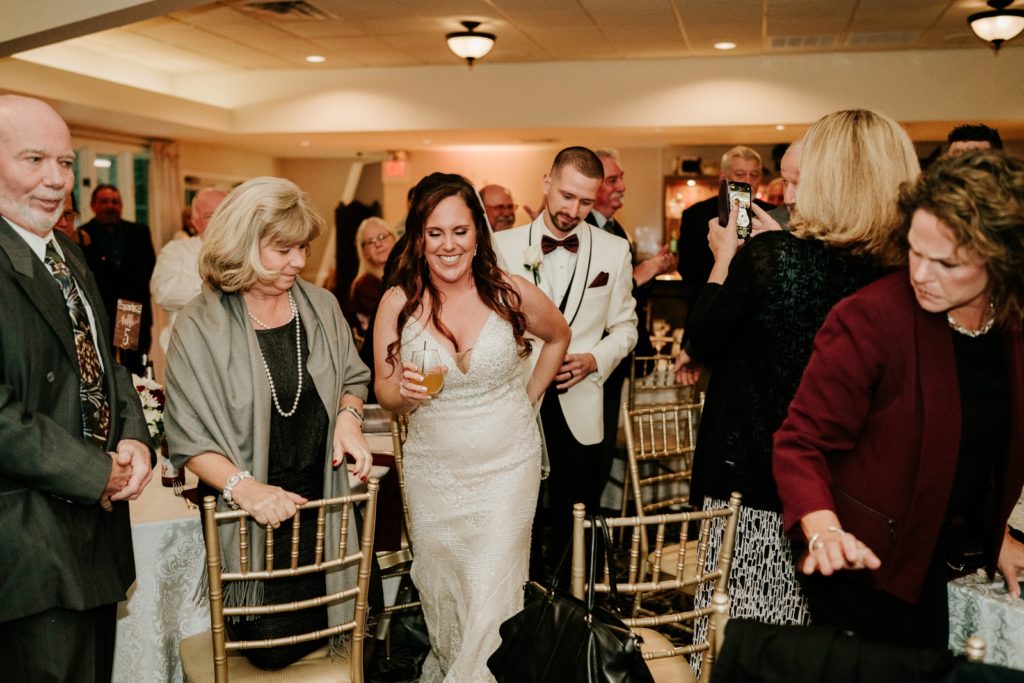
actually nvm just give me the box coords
[587,516,625,615]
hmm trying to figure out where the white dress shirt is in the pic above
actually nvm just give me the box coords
[540,218,581,308]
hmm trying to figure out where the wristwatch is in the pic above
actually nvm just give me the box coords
[222,470,254,510]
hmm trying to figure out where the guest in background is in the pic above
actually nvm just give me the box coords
[375,173,569,682]
[53,192,89,245]
[151,187,227,352]
[350,216,396,334]
[0,94,153,683]
[676,110,920,672]
[677,145,772,314]
[946,123,1002,157]
[774,150,1024,648]
[80,183,157,374]
[480,183,518,231]
[165,176,373,669]
[764,177,785,206]
[768,140,802,231]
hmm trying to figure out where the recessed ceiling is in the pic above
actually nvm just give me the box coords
[3,0,1022,155]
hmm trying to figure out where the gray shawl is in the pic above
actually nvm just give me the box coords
[165,277,370,626]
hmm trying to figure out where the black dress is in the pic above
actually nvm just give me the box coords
[199,317,331,670]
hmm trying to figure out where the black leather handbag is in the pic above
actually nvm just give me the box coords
[487,517,655,683]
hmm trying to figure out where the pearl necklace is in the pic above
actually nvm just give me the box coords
[247,290,303,417]
[947,303,995,338]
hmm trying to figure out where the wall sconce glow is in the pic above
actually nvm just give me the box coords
[305,55,326,63]
[686,179,697,187]
[775,125,786,131]
[714,42,737,50]
[300,140,310,147]
[968,0,1024,51]
[94,158,112,168]
[446,21,496,67]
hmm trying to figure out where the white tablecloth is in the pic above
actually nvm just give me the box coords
[948,569,1024,670]
[113,473,209,683]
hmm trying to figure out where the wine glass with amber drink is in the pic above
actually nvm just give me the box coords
[412,348,445,396]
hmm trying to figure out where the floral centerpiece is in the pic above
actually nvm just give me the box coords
[132,373,165,444]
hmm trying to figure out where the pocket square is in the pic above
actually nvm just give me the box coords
[588,271,610,288]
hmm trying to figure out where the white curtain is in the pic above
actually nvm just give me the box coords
[147,141,183,380]
[148,141,183,251]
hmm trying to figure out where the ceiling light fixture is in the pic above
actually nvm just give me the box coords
[969,0,1024,52]
[714,41,737,50]
[446,20,496,67]
[305,55,326,63]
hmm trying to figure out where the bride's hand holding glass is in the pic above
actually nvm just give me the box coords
[399,349,447,407]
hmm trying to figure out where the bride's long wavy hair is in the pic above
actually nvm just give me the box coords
[386,173,531,371]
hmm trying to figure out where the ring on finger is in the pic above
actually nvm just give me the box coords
[808,533,825,551]
[569,369,574,379]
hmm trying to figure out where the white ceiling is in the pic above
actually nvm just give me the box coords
[37,0,994,69]
[3,0,1022,155]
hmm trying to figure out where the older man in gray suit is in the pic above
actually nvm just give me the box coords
[0,95,153,681]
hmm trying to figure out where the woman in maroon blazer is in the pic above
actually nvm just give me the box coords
[774,150,1024,648]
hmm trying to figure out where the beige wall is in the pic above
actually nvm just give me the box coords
[379,146,667,246]
[178,141,278,180]
[275,157,362,280]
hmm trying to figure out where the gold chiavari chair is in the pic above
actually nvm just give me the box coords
[372,414,420,659]
[628,353,693,411]
[180,481,379,683]
[621,397,703,519]
[570,493,741,683]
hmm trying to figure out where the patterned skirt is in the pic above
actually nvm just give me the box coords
[690,496,810,676]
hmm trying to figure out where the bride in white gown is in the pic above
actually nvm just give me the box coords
[374,173,570,682]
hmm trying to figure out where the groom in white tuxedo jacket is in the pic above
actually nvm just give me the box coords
[494,147,637,577]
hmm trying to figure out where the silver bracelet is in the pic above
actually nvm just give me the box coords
[338,405,364,424]
[222,470,254,510]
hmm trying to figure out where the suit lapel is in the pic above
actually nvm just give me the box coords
[563,224,593,327]
[526,217,556,301]
[0,219,78,365]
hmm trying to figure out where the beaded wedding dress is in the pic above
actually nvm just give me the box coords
[402,312,541,683]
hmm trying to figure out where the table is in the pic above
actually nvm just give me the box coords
[113,472,209,683]
[948,569,1024,670]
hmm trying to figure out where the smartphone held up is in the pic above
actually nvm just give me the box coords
[717,179,753,239]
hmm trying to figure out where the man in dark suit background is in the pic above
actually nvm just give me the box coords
[0,95,153,682]
[677,145,772,314]
[80,183,157,375]
[585,148,676,511]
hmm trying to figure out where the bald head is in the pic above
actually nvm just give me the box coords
[191,188,227,237]
[779,140,802,210]
[0,96,74,236]
[480,183,516,231]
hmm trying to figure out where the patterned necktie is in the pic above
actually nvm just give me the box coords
[45,241,110,445]
[541,233,580,254]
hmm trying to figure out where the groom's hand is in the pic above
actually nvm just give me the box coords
[555,353,597,391]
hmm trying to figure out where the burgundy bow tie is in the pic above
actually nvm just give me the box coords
[541,233,580,255]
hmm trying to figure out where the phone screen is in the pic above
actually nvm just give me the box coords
[728,181,753,238]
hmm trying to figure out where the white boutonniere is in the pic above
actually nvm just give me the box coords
[523,244,543,285]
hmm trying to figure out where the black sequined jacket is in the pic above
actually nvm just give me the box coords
[686,231,889,511]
